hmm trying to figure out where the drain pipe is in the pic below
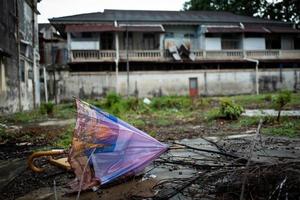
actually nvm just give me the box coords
[114,20,119,94]
[244,57,259,95]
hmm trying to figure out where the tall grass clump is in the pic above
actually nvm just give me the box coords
[151,96,192,110]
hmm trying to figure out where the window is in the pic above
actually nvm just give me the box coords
[123,32,133,50]
[143,33,158,50]
[221,34,241,49]
[266,35,281,49]
[295,37,300,49]
[20,59,25,82]
[0,57,6,92]
[221,39,240,49]
[101,32,114,50]
[82,32,93,38]
[51,47,58,64]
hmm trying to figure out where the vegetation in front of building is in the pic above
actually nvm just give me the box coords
[271,90,292,122]
[1,92,299,146]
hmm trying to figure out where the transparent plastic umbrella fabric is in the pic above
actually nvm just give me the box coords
[68,99,168,189]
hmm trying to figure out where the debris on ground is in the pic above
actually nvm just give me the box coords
[243,109,300,117]
[2,127,300,199]
[1,94,300,200]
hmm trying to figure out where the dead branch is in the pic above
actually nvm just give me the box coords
[172,142,248,163]
[240,119,263,200]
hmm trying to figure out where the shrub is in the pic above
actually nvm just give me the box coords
[272,90,292,122]
[219,99,244,120]
[264,94,272,102]
[124,97,139,111]
[40,102,55,116]
[104,92,122,108]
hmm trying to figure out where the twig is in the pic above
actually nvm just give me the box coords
[172,142,247,162]
[240,119,263,200]
[201,136,227,153]
[53,180,58,200]
[155,159,248,169]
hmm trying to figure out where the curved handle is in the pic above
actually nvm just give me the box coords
[28,150,66,173]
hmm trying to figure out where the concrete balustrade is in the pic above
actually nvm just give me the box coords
[70,49,300,62]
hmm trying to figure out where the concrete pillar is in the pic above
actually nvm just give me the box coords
[67,32,71,61]
[43,66,48,103]
[159,33,165,57]
[115,32,120,93]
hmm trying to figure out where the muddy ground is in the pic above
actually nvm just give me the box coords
[0,111,299,199]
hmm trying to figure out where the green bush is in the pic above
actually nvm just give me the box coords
[124,97,139,111]
[264,94,272,102]
[272,90,292,122]
[219,99,244,120]
[40,102,55,116]
[104,92,122,108]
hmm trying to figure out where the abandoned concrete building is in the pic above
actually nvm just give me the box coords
[0,0,41,113]
[39,23,68,103]
[47,9,300,100]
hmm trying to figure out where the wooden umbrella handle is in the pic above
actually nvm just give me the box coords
[28,150,66,173]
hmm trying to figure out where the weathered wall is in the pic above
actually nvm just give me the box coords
[243,38,266,50]
[52,68,300,100]
[71,40,99,50]
[0,0,40,114]
[0,56,20,113]
[205,38,221,50]
[0,0,20,113]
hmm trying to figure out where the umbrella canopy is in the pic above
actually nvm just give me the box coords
[68,99,168,190]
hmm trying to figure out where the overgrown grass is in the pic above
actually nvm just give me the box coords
[54,125,74,148]
[1,92,300,141]
[262,118,300,138]
[231,92,300,109]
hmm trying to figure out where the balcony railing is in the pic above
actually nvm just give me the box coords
[70,49,300,63]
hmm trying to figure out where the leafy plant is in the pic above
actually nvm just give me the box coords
[104,92,122,108]
[40,102,55,116]
[264,94,272,102]
[272,90,292,122]
[219,99,244,120]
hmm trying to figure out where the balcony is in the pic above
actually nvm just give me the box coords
[70,49,300,63]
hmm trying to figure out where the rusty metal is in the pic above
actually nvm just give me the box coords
[28,150,67,173]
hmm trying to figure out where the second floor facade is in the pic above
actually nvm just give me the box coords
[50,10,300,64]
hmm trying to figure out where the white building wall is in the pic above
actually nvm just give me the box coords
[205,38,221,50]
[243,38,266,50]
[59,68,299,99]
[71,40,99,50]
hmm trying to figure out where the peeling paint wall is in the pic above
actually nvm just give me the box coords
[0,0,40,114]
